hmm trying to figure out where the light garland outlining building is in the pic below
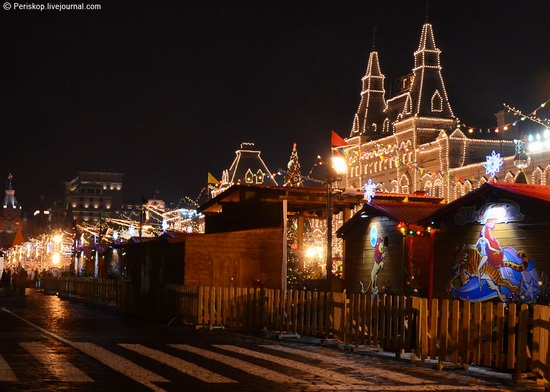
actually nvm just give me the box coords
[339,21,550,200]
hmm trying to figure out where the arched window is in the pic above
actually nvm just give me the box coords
[533,167,543,184]
[400,174,410,194]
[423,180,433,196]
[454,182,464,200]
[434,178,443,198]
[405,95,413,114]
[245,169,254,183]
[256,169,264,184]
[431,91,443,112]
[390,180,399,193]
[544,166,550,185]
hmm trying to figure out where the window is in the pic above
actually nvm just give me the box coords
[400,174,410,194]
[431,91,443,112]
[245,169,254,183]
[256,169,264,184]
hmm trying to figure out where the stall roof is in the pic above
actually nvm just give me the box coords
[418,182,550,225]
[337,193,445,237]
[198,184,363,218]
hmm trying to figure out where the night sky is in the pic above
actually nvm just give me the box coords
[1,0,549,214]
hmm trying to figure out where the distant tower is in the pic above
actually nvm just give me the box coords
[0,173,24,249]
[3,173,19,209]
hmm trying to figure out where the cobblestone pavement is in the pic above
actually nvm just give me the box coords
[0,288,547,391]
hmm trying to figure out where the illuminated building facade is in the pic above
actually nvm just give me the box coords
[211,142,279,198]
[340,21,550,201]
[64,171,124,222]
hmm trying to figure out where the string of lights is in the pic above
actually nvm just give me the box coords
[456,98,550,135]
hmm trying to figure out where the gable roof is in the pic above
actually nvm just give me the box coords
[418,182,550,226]
[224,143,278,186]
[199,183,363,218]
[337,192,445,237]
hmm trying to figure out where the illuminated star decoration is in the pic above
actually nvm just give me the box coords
[364,179,376,203]
[483,151,503,177]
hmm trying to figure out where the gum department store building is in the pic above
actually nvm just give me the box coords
[339,21,549,201]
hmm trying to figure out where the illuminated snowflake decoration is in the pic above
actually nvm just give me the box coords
[483,151,503,177]
[364,179,376,203]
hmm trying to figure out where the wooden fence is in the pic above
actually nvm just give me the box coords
[38,279,549,383]
[41,277,125,307]
[171,286,549,382]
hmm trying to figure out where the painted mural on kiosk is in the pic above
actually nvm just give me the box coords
[446,200,547,303]
[365,225,388,295]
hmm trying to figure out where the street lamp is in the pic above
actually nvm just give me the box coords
[326,156,347,280]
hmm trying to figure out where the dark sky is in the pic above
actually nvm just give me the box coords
[1,0,549,214]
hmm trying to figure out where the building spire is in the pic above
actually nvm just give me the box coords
[372,25,377,50]
[350,31,387,138]
[425,0,430,22]
[403,22,454,120]
[3,173,19,208]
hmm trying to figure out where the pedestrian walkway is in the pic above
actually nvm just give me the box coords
[0,334,544,391]
[0,288,547,392]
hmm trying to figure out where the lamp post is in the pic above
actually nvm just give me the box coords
[326,156,347,280]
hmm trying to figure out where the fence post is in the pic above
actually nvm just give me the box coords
[516,303,529,378]
[483,302,493,368]
[495,302,505,368]
[506,303,517,371]
[429,298,439,360]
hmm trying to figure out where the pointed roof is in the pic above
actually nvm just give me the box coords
[11,228,25,247]
[3,174,19,209]
[222,142,278,187]
[401,22,454,120]
[350,47,387,138]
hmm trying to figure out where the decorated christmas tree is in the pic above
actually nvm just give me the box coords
[283,143,303,187]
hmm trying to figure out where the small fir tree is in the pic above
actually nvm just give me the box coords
[284,143,303,187]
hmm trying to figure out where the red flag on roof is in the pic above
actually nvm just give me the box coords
[331,130,348,148]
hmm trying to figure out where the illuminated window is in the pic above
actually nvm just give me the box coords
[390,180,398,193]
[405,95,413,114]
[533,167,543,184]
[400,174,410,194]
[434,179,443,198]
[256,169,264,184]
[455,182,464,199]
[423,180,433,196]
[245,169,253,183]
[545,167,550,185]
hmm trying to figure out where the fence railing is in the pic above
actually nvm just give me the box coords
[41,277,125,307]
[39,278,549,383]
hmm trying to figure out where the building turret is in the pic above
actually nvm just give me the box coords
[401,22,454,121]
[350,37,388,139]
[3,173,19,209]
